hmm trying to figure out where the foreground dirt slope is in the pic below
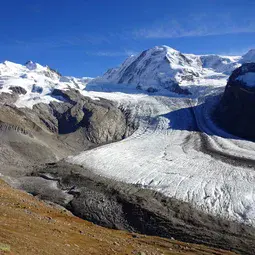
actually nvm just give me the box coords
[0,180,236,255]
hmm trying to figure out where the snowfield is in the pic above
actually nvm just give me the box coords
[2,46,255,226]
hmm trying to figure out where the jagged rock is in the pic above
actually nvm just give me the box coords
[214,63,255,140]
[9,86,27,95]
[50,89,131,144]
[0,92,18,104]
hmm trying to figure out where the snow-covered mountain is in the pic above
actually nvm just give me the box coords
[0,60,93,108]
[91,45,250,94]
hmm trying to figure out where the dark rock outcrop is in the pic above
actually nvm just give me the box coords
[49,89,135,144]
[9,86,27,95]
[0,92,18,104]
[32,84,43,93]
[214,63,255,140]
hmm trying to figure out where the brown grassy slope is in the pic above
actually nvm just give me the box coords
[0,179,236,255]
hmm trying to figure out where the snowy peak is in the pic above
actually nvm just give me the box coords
[0,61,25,75]
[148,45,179,56]
[92,45,203,94]
[241,49,255,63]
[0,60,48,76]
[138,45,200,69]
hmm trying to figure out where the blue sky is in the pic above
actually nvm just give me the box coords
[1,0,255,77]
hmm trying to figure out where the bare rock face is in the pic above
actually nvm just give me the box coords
[0,92,18,104]
[9,86,27,95]
[214,63,255,140]
[0,88,135,176]
[50,89,133,144]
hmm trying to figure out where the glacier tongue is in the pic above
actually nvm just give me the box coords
[68,89,255,226]
[67,46,255,227]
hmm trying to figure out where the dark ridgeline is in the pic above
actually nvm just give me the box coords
[214,63,255,140]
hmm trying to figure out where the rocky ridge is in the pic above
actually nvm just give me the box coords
[214,63,255,140]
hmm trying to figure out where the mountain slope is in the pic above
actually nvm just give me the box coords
[1,179,236,255]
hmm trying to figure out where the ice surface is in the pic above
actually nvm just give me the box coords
[66,47,255,226]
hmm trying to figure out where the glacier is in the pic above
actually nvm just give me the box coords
[1,46,255,226]
[68,46,255,226]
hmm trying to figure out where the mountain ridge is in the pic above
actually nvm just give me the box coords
[1,46,255,104]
